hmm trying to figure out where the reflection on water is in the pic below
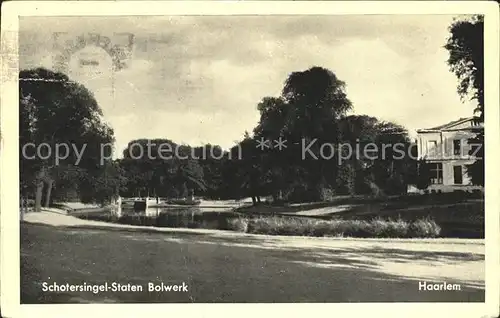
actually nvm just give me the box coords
[122,206,216,217]
[78,206,241,230]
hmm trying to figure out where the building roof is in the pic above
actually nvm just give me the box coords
[417,117,483,133]
[427,117,472,130]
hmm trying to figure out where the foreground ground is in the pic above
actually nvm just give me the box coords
[21,212,485,303]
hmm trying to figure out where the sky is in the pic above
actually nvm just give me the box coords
[19,15,475,157]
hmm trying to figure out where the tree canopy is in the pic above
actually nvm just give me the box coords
[19,68,116,209]
[20,65,421,208]
[445,15,484,186]
[445,15,484,119]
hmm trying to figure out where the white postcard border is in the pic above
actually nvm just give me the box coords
[1,2,499,318]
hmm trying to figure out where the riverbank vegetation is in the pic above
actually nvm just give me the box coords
[228,216,442,238]
[71,195,483,238]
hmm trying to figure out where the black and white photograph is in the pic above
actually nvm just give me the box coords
[1,1,499,317]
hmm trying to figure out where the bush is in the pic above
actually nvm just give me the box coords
[409,218,441,238]
[227,217,249,232]
[334,219,371,237]
[242,216,440,238]
[369,217,410,238]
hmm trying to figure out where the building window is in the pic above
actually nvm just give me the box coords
[470,143,482,157]
[453,165,463,185]
[429,163,443,184]
[453,139,463,156]
[427,140,438,156]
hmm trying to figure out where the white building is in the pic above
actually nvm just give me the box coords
[413,117,483,193]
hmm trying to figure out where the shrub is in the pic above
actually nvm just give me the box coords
[241,216,440,238]
[247,217,272,234]
[369,217,410,238]
[310,221,335,237]
[335,219,372,237]
[227,217,249,232]
[409,218,441,238]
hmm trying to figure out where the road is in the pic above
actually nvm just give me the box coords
[21,216,485,303]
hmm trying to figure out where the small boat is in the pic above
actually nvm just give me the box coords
[166,198,201,206]
[121,197,145,206]
[121,197,157,211]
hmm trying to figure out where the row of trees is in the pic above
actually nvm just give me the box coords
[20,65,419,208]
[227,67,419,204]
[113,66,420,205]
[19,16,484,210]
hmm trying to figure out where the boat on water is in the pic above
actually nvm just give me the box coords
[122,197,149,205]
[165,198,201,206]
[121,197,157,210]
[121,197,201,209]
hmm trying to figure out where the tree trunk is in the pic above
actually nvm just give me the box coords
[20,196,25,220]
[34,180,44,212]
[44,179,54,208]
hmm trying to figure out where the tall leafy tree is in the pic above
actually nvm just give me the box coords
[371,121,413,195]
[281,66,353,200]
[414,159,432,191]
[253,97,296,202]
[19,68,116,210]
[444,15,484,186]
[338,115,414,196]
[246,67,418,202]
[194,144,227,199]
[337,115,379,195]
[120,138,206,200]
[282,66,352,139]
[231,133,266,205]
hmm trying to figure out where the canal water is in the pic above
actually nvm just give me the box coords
[75,206,243,230]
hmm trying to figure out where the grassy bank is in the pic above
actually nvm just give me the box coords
[228,216,442,238]
[234,194,484,238]
[71,192,483,238]
[332,201,484,238]
[77,211,442,239]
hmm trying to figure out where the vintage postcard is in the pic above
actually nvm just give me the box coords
[1,1,499,318]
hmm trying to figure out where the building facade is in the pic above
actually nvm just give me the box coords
[412,117,483,193]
